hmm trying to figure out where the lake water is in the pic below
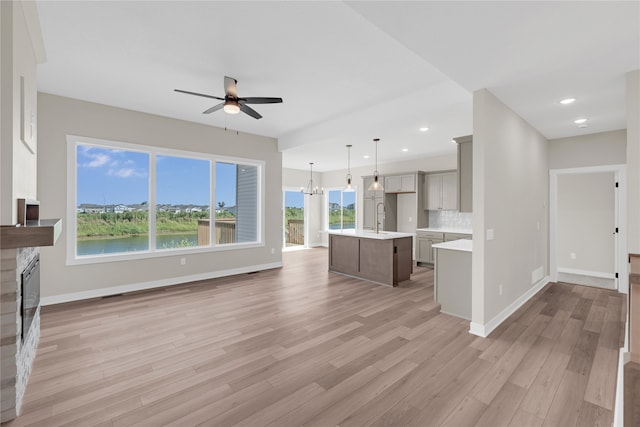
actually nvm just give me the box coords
[77,233,198,256]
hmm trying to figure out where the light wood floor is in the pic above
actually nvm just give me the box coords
[5,248,625,427]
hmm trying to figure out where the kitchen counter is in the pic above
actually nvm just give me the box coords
[432,239,472,252]
[328,231,413,287]
[328,229,415,240]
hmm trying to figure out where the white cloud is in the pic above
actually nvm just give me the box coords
[107,168,147,178]
[84,153,110,168]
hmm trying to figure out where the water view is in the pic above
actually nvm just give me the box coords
[78,233,198,256]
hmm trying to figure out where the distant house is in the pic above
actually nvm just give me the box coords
[78,203,105,213]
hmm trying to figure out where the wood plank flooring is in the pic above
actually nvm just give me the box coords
[3,248,625,426]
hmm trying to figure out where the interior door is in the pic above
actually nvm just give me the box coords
[556,172,616,289]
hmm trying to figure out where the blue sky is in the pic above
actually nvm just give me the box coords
[284,191,304,208]
[77,145,237,206]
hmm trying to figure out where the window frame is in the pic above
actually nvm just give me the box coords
[66,135,265,265]
[325,187,357,231]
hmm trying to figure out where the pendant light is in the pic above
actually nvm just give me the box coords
[301,162,323,195]
[345,144,354,191]
[367,138,384,191]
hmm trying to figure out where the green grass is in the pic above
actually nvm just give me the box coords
[77,211,225,239]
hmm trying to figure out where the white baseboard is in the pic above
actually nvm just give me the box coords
[41,261,283,306]
[613,349,629,427]
[558,267,615,279]
[469,276,550,338]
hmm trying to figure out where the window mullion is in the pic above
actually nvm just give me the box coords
[149,152,157,251]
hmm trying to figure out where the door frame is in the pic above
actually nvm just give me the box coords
[549,164,627,294]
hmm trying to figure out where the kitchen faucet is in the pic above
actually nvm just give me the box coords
[376,202,385,234]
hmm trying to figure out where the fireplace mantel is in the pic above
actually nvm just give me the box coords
[1,219,62,249]
[1,199,62,249]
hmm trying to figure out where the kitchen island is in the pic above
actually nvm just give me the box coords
[328,230,414,287]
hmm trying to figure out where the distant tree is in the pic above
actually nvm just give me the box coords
[217,201,226,210]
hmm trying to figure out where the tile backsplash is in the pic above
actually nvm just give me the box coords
[429,210,472,230]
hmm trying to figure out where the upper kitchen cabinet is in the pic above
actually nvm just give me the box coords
[455,135,473,213]
[384,174,415,193]
[424,172,457,210]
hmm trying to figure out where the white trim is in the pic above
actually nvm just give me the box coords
[557,268,616,280]
[549,164,627,294]
[66,134,265,266]
[613,349,628,427]
[41,261,283,306]
[469,276,549,337]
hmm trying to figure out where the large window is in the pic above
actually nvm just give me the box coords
[327,189,356,230]
[69,136,263,263]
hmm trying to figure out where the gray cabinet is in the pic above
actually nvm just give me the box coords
[384,174,415,193]
[455,135,473,213]
[424,172,457,210]
[416,231,444,264]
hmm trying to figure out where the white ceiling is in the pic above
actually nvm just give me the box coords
[35,1,639,172]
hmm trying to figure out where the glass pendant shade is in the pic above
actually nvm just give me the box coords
[345,144,354,191]
[367,138,384,191]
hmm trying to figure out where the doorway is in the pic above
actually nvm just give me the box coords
[283,190,305,250]
[550,165,627,293]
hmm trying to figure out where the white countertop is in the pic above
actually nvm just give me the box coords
[328,229,415,240]
[415,228,472,234]
[432,239,473,252]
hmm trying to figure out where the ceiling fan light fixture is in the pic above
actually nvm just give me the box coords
[223,101,240,114]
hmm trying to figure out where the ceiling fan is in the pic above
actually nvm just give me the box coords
[175,76,283,120]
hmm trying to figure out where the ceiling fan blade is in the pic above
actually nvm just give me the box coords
[239,97,283,104]
[175,89,224,101]
[224,76,238,97]
[239,103,262,119]
[202,102,224,114]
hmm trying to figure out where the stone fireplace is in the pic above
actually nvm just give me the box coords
[0,200,61,422]
[1,246,41,422]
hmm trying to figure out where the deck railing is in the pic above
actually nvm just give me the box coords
[287,219,304,245]
[197,218,236,245]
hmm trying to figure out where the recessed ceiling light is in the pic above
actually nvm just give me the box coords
[402,148,409,152]
[560,98,576,105]
[363,155,370,159]
[574,118,588,124]
[419,127,429,132]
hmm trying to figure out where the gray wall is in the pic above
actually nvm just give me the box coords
[37,93,283,301]
[472,89,549,328]
[549,129,626,170]
[557,172,615,274]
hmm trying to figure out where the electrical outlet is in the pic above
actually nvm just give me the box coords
[570,252,576,260]
[271,248,275,255]
[180,257,186,265]
[499,284,503,295]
